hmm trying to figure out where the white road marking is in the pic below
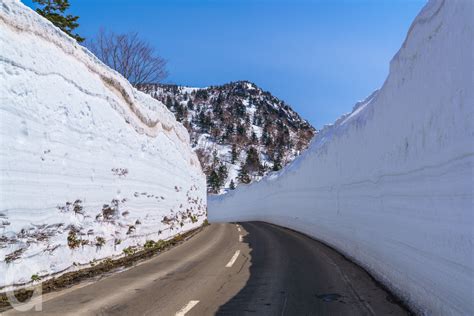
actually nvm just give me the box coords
[239,235,243,242]
[176,300,199,316]
[225,250,240,268]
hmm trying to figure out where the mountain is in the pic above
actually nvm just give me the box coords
[0,0,205,288]
[208,0,473,315]
[138,81,315,194]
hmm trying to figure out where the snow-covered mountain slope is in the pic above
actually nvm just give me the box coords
[209,0,473,315]
[139,82,315,194]
[0,0,206,289]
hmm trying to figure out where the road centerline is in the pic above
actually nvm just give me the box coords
[225,250,240,268]
[175,300,199,316]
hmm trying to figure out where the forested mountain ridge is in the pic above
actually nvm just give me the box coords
[139,81,315,193]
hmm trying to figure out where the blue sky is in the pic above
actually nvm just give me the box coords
[23,0,426,129]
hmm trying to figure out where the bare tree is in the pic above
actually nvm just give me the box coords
[87,29,168,86]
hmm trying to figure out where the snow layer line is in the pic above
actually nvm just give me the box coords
[209,0,473,315]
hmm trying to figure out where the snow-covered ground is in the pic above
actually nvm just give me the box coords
[0,0,206,289]
[209,0,473,315]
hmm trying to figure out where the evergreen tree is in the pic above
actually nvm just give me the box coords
[183,105,188,120]
[236,123,245,136]
[187,99,194,111]
[175,104,188,122]
[244,114,251,126]
[272,156,282,171]
[230,144,238,164]
[207,169,220,193]
[224,124,234,141]
[234,101,246,117]
[175,105,183,122]
[261,130,269,145]
[191,114,198,125]
[213,101,223,119]
[165,95,173,109]
[207,160,227,193]
[33,0,84,42]
[229,179,236,190]
[216,93,224,105]
[238,163,251,184]
[195,89,208,100]
[217,164,228,188]
[251,131,258,143]
[244,146,262,172]
[182,119,191,133]
[198,111,211,132]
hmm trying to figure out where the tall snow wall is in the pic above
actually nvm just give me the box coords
[209,0,473,315]
[0,0,206,289]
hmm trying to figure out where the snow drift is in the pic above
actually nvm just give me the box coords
[0,0,206,289]
[209,0,473,315]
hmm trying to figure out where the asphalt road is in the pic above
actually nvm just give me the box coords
[5,222,409,315]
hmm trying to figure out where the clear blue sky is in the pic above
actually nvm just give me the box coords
[23,0,426,129]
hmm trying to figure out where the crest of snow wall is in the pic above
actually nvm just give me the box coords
[209,0,473,314]
[0,0,206,289]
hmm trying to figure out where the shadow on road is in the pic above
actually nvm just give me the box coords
[215,221,410,316]
[216,222,283,315]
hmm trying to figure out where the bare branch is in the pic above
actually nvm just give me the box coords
[87,29,168,86]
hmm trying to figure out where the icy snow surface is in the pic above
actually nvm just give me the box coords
[0,0,206,289]
[209,0,473,314]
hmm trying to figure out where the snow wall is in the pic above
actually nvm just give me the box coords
[0,0,206,289]
[209,0,473,315]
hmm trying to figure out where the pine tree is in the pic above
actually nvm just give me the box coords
[183,105,188,120]
[229,179,236,190]
[195,89,208,100]
[175,105,183,122]
[237,163,251,184]
[216,93,224,105]
[251,131,258,143]
[165,95,173,109]
[217,164,228,188]
[187,99,194,111]
[213,101,223,118]
[33,0,84,42]
[245,114,251,126]
[231,144,238,164]
[272,156,282,171]
[234,101,246,118]
[198,111,211,132]
[224,124,234,141]
[261,130,268,145]
[207,169,220,193]
[244,146,261,172]
[236,123,245,136]
[175,103,187,122]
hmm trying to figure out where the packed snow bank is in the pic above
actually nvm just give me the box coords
[209,0,473,314]
[0,0,206,289]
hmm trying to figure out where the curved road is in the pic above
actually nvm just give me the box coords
[6,222,408,315]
